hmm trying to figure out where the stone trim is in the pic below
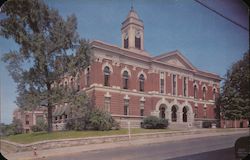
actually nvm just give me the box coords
[84,85,216,105]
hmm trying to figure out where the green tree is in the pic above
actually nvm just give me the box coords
[12,119,23,134]
[218,51,250,122]
[1,0,90,132]
[66,93,93,130]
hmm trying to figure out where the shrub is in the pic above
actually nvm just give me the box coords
[89,109,120,131]
[31,125,43,132]
[66,109,120,131]
[141,116,168,129]
[31,119,47,132]
[66,116,90,131]
[12,119,23,134]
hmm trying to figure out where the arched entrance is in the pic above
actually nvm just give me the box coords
[171,105,177,122]
[183,106,188,122]
[159,104,166,119]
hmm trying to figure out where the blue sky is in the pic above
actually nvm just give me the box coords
[0,0,248,124]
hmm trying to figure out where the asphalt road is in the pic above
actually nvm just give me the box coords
[47,133,246,160]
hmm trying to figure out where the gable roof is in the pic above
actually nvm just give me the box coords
[153,50,197,71]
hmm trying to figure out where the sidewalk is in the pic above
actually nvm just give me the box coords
[3,129,249,160]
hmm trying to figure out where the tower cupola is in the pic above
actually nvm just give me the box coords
[121,7,144,51]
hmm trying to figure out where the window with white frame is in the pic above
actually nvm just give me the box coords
[172,74,177,95]
[202,86,206,100]
[183,77,188,97]
[160,72,164,94]
[140,101,145,116]
[123,71,129,89]
[104,66,110,86]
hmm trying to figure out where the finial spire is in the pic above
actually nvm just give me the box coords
[131,0,134,10]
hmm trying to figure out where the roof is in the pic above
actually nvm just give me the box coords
[90,40,222,81]
[126,8,139,19]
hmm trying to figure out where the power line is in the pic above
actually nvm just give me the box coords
[194,0,249,31]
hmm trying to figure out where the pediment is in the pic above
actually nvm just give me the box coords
[154,51,196,70]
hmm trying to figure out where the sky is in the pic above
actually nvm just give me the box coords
[0,0,248,124]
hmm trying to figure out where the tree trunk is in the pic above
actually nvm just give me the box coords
[47,105,53,133]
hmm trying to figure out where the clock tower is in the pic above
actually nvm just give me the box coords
[121,7,144,51]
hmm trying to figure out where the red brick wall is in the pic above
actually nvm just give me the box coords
[83,60,221,120]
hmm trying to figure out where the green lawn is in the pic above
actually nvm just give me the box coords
[2,128,173,144]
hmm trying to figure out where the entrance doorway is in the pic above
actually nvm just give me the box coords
[171,105,177,122]
[183,106,188,122]
[159,104,166,119]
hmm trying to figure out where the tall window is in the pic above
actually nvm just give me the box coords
[160,72,164,93]
[159,105,166,119]
[104,66,110,86]
[124,99,129,115]
[86,67,90,87]
[203,107,207,118]
[213,88,216,100]
[194,107,198,118]
[139,74,145,92]
[124,33,129,49]
[123,71,129,89]
[135,31,141,49]
[202,87,206,100]
[171,106,177,122]
[25,115,29,125]
[194,85,198,99]
[140,101,145,116]
[104,97,111,112]
[183,77,187,97]
[172,75,177,95]
[124,37,129,49]
[183,107,187,122]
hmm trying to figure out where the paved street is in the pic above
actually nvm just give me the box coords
[46,133,245,160]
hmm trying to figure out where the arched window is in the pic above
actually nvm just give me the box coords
[123,71,129,89]
[213,88,216,100]
[159,105,166,119]
[202,87,206,100]
[171,106,177,122]
[194,85,198,99]
[86,67,90,87]
[139,74,145,92]
[183,107,188,122]
[135,31,141,49]
[104,66,110,86]
[124,33,129,49]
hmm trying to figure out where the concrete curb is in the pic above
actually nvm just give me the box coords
[1,128,248,153]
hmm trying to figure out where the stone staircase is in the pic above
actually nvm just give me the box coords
[168,122,196,129]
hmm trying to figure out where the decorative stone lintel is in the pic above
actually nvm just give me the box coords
[104,92,111,98]
[140,97,146,102]
[124,94,130,100]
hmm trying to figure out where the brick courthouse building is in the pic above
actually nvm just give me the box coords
[53,8,222,129]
